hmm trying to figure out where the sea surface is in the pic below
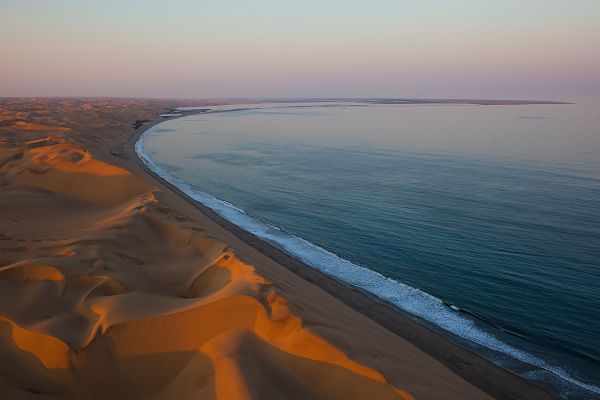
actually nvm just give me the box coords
[137,100,600,399]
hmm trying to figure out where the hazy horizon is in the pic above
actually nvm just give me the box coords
[1,1,599,100]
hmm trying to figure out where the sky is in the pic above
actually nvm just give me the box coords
[1,0,599,99]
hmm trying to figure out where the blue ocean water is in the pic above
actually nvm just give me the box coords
[138,101,600,399]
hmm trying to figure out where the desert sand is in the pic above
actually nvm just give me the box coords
[0,98,555,400]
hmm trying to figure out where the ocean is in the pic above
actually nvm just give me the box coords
[137,100,600,399]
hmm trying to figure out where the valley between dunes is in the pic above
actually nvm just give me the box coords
[0,98,553,400]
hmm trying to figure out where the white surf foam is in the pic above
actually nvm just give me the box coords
[136,122,600,400]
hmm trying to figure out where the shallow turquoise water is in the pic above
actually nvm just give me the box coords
[140,101,600,399]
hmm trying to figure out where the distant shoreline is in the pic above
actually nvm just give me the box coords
[125,104,558,400]
[0,95,571,105]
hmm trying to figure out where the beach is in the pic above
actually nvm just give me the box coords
[0,98,556,399]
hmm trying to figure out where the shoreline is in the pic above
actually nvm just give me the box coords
[124,110,557,400]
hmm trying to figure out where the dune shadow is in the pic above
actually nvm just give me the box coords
[0,318,217,400]
[72,348,216,400]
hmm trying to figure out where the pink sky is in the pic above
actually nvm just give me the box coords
[1,1,599,99]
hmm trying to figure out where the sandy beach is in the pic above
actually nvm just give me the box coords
[0,97,556,400]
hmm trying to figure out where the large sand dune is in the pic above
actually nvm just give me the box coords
[0,98,553,400]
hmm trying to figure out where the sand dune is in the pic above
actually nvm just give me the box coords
[0,98,551,400]
[4,138,154,206]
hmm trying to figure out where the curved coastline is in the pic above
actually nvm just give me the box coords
[129,110,591,400]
